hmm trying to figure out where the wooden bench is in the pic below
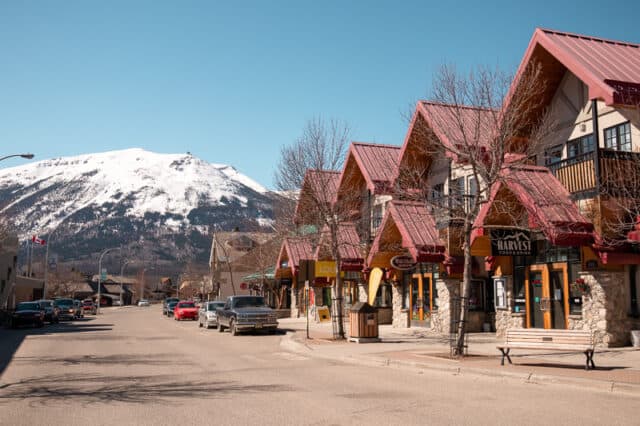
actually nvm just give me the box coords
[497,329,596,370]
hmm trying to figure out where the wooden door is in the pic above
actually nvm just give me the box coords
[526,263,568,329]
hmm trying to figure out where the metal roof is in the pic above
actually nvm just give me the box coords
[512,28,640,107]
[314,222,363,262]
[275,237,314,275]
[339,142,401,194]
[473,164,594,246]
[367,200,446,266]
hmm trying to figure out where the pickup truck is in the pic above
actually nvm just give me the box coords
[217,295,278,336]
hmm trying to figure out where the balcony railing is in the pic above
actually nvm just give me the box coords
[547,149,640,197]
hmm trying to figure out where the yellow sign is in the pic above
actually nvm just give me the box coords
[368,267,383,305]
[315,261,337,278]
[317,306,331,322]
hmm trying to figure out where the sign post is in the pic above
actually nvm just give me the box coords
[305,280,310,339]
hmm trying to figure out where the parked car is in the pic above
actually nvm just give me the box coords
[198,301,225,329]
[163,297,179,310]
[36,299,59,324]
[73,300,84,318]
[217,296,278,335]
[164,301,179,316]
[174,301,198,321]
[10,302,45,328]
[82,300,97,315]
[54,298,77,320]
[138,299,150,307]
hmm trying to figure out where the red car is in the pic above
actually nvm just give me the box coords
[173,301,198,321]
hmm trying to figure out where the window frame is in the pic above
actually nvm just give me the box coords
[604,122,632,152]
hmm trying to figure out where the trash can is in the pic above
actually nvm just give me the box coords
[349,302,379,341]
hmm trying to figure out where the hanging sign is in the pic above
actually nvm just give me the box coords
[490,230,532,256]
[390,255,417,271]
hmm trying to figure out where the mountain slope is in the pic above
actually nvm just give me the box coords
[0,148,277,270]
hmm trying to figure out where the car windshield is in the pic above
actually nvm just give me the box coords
[17,302,41,311]
[168,302,178,308]
[233,297,266,308]
[165,298,179,304]
[178,302,195,308]
[54,299,73,306]
[208,302,224,310]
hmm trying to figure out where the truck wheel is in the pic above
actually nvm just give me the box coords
[230,319,238,336]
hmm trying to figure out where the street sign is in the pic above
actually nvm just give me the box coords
[100,268,107,281]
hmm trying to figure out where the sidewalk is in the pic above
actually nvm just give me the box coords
[278,317,640,396]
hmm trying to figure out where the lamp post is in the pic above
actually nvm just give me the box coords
[0,153,34,162]
[140,266,155,302]
[97,247,120,314]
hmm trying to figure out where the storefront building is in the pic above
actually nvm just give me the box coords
[275,237,314,318]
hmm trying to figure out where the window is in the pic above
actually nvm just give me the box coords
[604,122,632,152]
[371,204,383,232]
[374,283,392,307]
[430,183,444,206]
[545,145,563,166]
[566,134,594,162]
[569,262,583,315]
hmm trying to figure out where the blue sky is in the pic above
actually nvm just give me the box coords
[2,1,640,188]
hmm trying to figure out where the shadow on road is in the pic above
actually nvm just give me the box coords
[0,318,112,377]
[0,372,296,405]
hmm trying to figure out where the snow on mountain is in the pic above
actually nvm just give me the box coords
[0,148,269,233]
[0,148,277,267]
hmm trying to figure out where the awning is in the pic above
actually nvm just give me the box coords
[473,164,594,247]
[241,267,275,282]
[367,201,446,268]
[368,267,383,305]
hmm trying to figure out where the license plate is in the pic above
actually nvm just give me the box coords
[255,323,262,329]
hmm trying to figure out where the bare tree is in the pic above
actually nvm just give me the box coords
[274,117,355,339]
[397,62,553,355]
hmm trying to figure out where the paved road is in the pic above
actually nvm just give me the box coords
[0,306,637,425]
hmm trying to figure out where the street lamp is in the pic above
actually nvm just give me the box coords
[97,247,120,314]
[0,153,34,162]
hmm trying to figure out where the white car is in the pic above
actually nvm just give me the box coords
[138,299,150,307]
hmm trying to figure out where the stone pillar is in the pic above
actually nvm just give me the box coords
[430,278,460,334]
[569,271,630,347]
[290,284,298,318]
[391,282,409,328]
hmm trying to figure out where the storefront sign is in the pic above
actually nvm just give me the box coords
[390,255,417,271]
[490,230,532,256]
[315,261,337,278]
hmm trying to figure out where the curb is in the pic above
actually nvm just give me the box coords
[280,330,640,397]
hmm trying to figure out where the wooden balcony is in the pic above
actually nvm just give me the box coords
[547,149,640,198]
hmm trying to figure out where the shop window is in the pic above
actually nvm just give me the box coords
[374,283,392,307]
[569,262,583,315]
[513,265,527,314]
[468,279,486,311]
[604,122,631,152]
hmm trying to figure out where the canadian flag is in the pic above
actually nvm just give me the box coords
[32,235,46,245]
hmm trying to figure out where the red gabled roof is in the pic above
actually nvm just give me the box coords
[294,169,341,222]
[314,222,363,262]
[473,164,595,246]
[275,237,314,276]
[510,28,640,107]
[367,200,446,266]
[396,101,496,182]
[338,142,401,194]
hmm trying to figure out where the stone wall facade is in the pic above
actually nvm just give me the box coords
[290,286,299,318]
[391,283,409,328]
[430,278,459,334]
[568,271,631,347]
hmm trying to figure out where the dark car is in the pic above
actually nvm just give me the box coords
[54,298,77,320]
[10,302,45,328]
[164,301,179,317]
[163,297,180,314]
[217,296,278,335]
[36,299,59,324]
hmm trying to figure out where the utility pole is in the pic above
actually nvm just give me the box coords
[97,247,120,314]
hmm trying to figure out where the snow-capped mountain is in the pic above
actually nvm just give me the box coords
[0,148,277,270]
